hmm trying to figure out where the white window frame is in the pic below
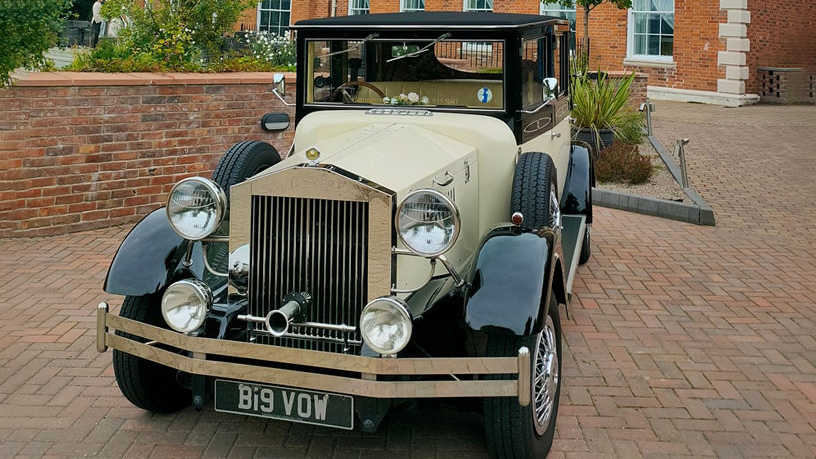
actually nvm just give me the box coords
[540,1,576,34]
[539,1,575,17]
[462,0,492,12]
[627,0,674,63]
[348,0,370,15]
[256,0,291,35]
[400,0,425,12]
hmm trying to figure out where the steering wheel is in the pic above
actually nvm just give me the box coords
[331,81,385,102]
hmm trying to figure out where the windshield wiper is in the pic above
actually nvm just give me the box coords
[386,33,451,63]
[320,33,379,60]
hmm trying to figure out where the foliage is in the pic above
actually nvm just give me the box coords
[570,48,589,77]
[209,55,280,73]
[68,38,290,73]
[67,37,195,72]
[241,30,296,68]
[570,70,637,153]
[0,0,72,87]
[614,110,646,144]
[95,0,253,70]
[594,142,653,185]
[70,0,296,73]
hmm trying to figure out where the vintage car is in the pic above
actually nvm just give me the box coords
[96,12,594,458]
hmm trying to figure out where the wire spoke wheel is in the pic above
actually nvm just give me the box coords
[533,313,559,436]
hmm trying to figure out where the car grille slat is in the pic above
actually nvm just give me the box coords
[249,195,369,353]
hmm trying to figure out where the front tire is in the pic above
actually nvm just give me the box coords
[213,140,282,207]
[209,140,281,274]
[483,299,562,458]
[113,295,190,413]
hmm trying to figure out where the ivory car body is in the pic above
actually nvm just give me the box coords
[97,12,594,458]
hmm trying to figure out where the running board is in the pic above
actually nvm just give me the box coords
[561,214,586,297]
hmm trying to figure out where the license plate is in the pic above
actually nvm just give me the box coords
[214,379,354,430]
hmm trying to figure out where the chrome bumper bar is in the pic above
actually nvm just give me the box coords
[97,303,531,406]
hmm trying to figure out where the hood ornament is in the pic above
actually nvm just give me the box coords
[305,147,321,166]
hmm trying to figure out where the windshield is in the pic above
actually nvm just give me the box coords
[305,38,505,110]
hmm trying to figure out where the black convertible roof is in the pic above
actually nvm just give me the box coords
[293,12,561,29]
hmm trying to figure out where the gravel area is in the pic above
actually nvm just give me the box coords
[595,144,689,203]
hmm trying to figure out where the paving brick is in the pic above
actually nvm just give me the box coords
[2,101,816,457]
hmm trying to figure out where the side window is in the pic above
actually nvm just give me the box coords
[521,37,546,108]
[552,33,568,97]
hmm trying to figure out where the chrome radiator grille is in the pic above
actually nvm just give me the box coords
[249,195,369,353]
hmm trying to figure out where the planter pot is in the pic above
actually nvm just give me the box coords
[574,127,615,158]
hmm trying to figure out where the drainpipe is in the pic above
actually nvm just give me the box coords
[331,0,337,17]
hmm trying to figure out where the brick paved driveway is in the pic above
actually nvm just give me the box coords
[1,101,816,458]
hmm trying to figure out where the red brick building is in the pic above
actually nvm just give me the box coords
[243,1,815,106]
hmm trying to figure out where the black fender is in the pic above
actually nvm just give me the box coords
[465,226,559,336]
[104,208,203,296]
[561,142,594,224]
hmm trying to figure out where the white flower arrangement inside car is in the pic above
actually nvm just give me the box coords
[383,92,430,105]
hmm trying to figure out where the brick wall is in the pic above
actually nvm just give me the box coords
[746,0,816,97]
[0,72,295,238]
[576,1,726,93]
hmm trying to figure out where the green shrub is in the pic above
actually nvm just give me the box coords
[241,31,296,68]
[67,39,199,72]
[209,55,278,73]
[86,0,252,71]
[570,70,637,154]
[0,0,72,87]
[594,142,653,185]
[614,110,646,145]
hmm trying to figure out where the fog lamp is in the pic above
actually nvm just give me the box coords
[360,297,412,355]
[161,279,212,334]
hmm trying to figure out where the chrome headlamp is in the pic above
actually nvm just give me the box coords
[166,177,227,240]
[360,297,413,355]
[396,189,460,257]
[161,279,212,334]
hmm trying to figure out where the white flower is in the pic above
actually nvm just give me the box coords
[421,96,429,104]
[382,97,391,104]
[391,98,399,105]
[407,92,419,104]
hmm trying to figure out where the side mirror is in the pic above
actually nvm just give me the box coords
[543,77,558,99]
[271,73,293,107]
[273,73,286,96]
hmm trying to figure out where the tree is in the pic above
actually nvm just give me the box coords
[0,0,72,87]
[554,0,632,47]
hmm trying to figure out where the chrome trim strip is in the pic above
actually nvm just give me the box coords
[96,302,108,353]
[518,346,531,407]
[107,332,517,399]
[202,236,230,243]
[104,313,520,376]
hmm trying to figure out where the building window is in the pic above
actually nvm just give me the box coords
[463,0,492,12]
[349,0,370,15]
[540,1,576,25]
[401,0,425,12]
[628,0,674,60]
[257,0,291,35]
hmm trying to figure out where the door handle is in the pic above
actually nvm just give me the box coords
[433,171,454,187]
